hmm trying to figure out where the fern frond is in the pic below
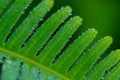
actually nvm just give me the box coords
[5,0,53,50]
[0,0,32,45]
[68,36,112,80]
[0,0,120,80]
[85,50,120,80]
[21,6,72,57]
[53,28,97,74]
[38,16,82,66]
[104,61,120,80]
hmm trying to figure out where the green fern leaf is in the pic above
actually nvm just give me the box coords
[53,29,97,74]
[104,61,120,80]
[0,0,10,13]
[68,36,112,80]
[38,16,82,65]
[5,0,53,50]
[0,0,120,80]
[85,50,120,80]
[22,6,72,57]
[0,0,32,45]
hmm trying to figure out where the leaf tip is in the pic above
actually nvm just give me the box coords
[65,6,72,13]
[88,28,98,36]
[103,36,113,46]
[72,16,83,26]
[114,49,120,55]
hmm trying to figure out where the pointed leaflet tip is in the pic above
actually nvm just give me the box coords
[113,49,120,56]
[88,28,98,35]
[103,36,113,45]
[69,16,83,26]
[75,16,82,23]
[64,6,72,14]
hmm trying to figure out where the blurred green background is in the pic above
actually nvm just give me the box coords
[52,0,120,51]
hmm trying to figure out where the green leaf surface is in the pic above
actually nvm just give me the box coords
[0,0,32,45]
[38,16,82,66]
[85,50,120,80]
[0,0,10,13]
[53,28,97,75]
[22,6,72,57]
[68,36,112,80]
[0,0,120,80]
[5,0,53,50]
[104,61,120,80]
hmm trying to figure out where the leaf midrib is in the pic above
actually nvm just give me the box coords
[0,47,70,80]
